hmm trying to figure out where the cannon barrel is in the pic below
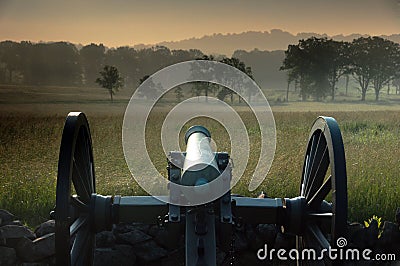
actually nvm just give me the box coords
[181,126,221,186]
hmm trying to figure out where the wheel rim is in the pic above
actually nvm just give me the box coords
[55,112,96,266]
[297,116,348,262]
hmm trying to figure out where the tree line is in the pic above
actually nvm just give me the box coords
[1,37,400,102]
[0,41,204,88]
[280,36,400,101]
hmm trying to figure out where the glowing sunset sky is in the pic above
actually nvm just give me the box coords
[0,0,399,47]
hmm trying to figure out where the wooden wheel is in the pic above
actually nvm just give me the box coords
[297,116,348,263]
[55,112,96,266]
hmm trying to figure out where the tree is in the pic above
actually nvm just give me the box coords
[281,43,312,100]
[0,41,22,84]
[194,55,215,102]
[219,57,255,103]
[369,38,400,101]
[105,46,138,88]
[95,65,123,102]
[80,43,105,86]
[349,37,400,101]
[393,78,400,94]
[281,37,350,101]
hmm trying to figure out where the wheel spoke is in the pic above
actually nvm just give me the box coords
[301,155,309,197]
[71,195,88,213]
[80,133,93,192]
[305,144,329,201]
[307,212,333,221]
[71,224,91,265]
[308,175,332,210]
[303,134,318,195]
[72,159,90,202]
[307,224,330,251]
[70,216,88,236]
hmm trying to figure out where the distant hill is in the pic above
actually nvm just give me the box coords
[133,29,400,56]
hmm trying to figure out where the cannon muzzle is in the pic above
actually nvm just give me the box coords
[181,126,221,186]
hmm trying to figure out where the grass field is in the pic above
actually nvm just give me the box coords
[0,85,400,227]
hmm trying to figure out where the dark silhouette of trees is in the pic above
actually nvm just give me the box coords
[393,78,400,94]
[0,41,22,84]
[189,55,254,103]
[105,46,138,88]
[281,37,349,101]
[95,65,123,102]
[80,43,105,87]
[349,37,400,101]
[280,43,311,100]
[281,36,400,101]
[219,57,255,103]
[1,38,399,103]
[354,38,396,102]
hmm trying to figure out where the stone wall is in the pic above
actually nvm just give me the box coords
[1,209,400,265]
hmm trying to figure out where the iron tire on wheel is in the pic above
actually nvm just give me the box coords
[55,112,96,266]
[297,116,348,264]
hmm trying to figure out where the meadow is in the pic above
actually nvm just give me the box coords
[0,85,399,227]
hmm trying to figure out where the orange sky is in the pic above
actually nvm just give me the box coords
[0,0,399,47]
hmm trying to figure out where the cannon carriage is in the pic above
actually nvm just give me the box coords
[54,112,347,266]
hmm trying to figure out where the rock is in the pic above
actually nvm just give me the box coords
[274,232,295,250]
[132,240,168,263]
[233,231,248,252]
[396,208,400,226]
[12,237,34,260]
[113,223,149,235]
[158,247,184,266]
[96,231,116,248]
[244,225,263,251]
[15,233,55,262]
[153,227,183,250]
[131,223,150,234]
[34,220,55,238]
[0,210,17,226]
[94,245,136,266]
[348,222,364,244]
[113,223,137,234]
[32,233,55,259]
[350,221,378,249]
[147,225,159,237]
[21,259,55,266]
[378,221,400,252]
[2,220,24,226]
[256,224,277,245]
[0,246,17,266]
[0,225,36,240]
[115,228,152,246]
[365,219,379,248]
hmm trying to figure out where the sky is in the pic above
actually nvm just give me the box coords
[0,0,399,47]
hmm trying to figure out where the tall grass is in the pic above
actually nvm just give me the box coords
[0,111,399,227]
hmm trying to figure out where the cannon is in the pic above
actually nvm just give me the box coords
[54,112,347,265]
